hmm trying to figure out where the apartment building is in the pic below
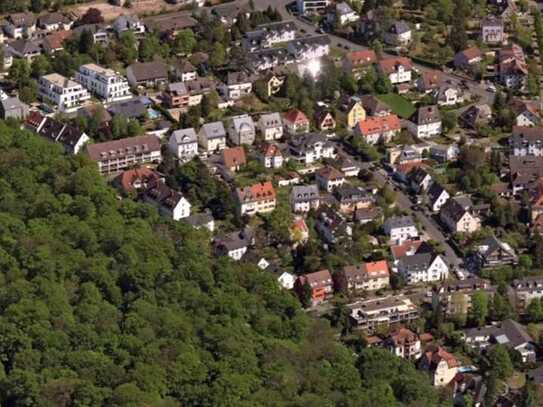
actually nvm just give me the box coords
[347,296,419,333]
[76,63,132,103]
[86,135,162,175]
[235,181,276,216]
[38,73,91,112]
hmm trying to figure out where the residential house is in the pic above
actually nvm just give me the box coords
[509,277,543,313]
[417,70,443,94]
[430,143,460,163]
[331,2,359,26]
[184,211,215,233]
[214,228,253,261]
[145,14,198,39]
[315,206,352,245]
[419,346,459,386]
[360,95,392,117]
[116,166,162,195]
[86,135,162,175]
[460,103,492,129]
[168,128,198,162]
[335,154,360,177]
[347,296,419,333]
[481,16,504,44]
[434,83,464,107]
[38,73,91,112]
[287,35,330,62]
[107,98,148,120]
[290,216,309,247]
[173,60,197,82]
[76,63,131,103]
[258,143,283,169]
[295,269,334,306]
[335,260,390,293]
[113,15,145,37]
[384,215,419,245]
[0,96,28,120]
[228,114,256,145]
[408,167,433,194]
[235,181,276,216]
[2,45,13,69]
[32,115,89,154]
[212,3,249,25]
[440,196,481,234]
[4,13,36,39]
[221,146,247,172]
[7,39,41,61]
[433,278,495,317]
[385,328,422,360]
[126,61,169,88]
[377,57,412,84]
[477,235,518,268]
[510,156,543,193]
[42,30,73,55]
[142,180,191,220]
[198,121,227,153]
[72,24,109,44]
[284,109,310,135]
[221,71,253,100]
[162,82,189,109]
[315,110,336,131]
[341,98,366,128]
[398,251,449,284]
[247,47,293,72]
[243,21,297,50]
[427,183,450,212]
[265,73,285,96]
[384,21,412,46]
[342,50,377,78]
[498,44,527,89]
[454,47,483,71]
[315,166,345,192]
[296,0,331,15]
[258,112,283,140]
[334,185,373,214]
[510,99,541,127]
[354,114,401,144]
[291,184,320,213]
[464,319,536,363]
[38,12,72,31]
[407,105,442,138]
[289,133,335,164]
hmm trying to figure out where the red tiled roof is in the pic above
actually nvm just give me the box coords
[364,260,389,277]
[237,181,276,203]
[43,30,73,50]
[346,50,377,67]
[357,114,401,136]
[222,146,246,168]
[25,111,45,130]
[260,143,282,157]
[284,109,309,125]
[460,46,482,61]
[317,166,345,181]
[425,346,459,369]
[378,57,412,74]
[118,166,160,193]
[300,269,333,289]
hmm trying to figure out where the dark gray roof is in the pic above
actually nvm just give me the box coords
[8,39,40,55]
[128,61,169,82]
[291,184,319,202]
[427,183,447,204]
[107,98,147,119]
[384,215,416,230]
[389,21,410,35]
[411,105,441,125]
[465,319,533,349]
[184,211,214,227]
[399,252,435,272]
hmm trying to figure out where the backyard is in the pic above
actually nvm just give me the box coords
[376,93,416,119]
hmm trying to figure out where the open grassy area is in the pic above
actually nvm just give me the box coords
[376,93,416,119]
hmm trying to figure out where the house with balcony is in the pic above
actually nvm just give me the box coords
[76,63,131,103]
[38,73,91,112]
[235,181,276,216]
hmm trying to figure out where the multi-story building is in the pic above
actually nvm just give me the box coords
[509,277,543,313]
[243,21,297,51]
[296,0,330,15]
[407,105,442,138]
[398,252,449,285]
[38,73,91,112]
[287,35,330,62]
[76,63,132,103]
[384,327,422,360]
[258,112,284,140]
[510,126,543,157]
[86,135,162,175]
[347,296,419,333]
[235,181,276,216]
[168,128,198,162]
[354,114,401,144]
[295,269,334,306]
[419,346,459,386]
[481,15,504,44]
[142,180,191,221]
[291,184,320,213]
[198,122,227,154]
[433,278,495,317]
[4,13,36,39]
[289,133,336,164]
[377,57,412,84]
[335,260,390,293]
[384,216,419,245]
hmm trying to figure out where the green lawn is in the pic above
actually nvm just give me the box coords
[376,93,416,119]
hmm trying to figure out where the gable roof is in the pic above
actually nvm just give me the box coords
[118,166,161,193]
[127,61,169,82]
[222,146,247,168]
[410,105,441,125]
[200,121,226,139]
[378,57,412,74]
[236,181,276,203]
[300,269,333,289]
[170,128,197,145]
[356,114,401,136]
[284,109,309,125]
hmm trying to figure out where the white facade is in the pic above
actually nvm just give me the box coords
[168,129,198,162]
[171,197,191,220]
[278,272,296,290]
[228,246,247,261]
[297,0,330,14]
[261,154,283,169]
[384,222,419,245]
[221,82,252,100]
[516,111,539,127]
[388,65,411,84]
[258,113,283,140]
[400,255,449,285]
[38,73,91,112]
[430,189,450,212]
[407,120,442,139]
[76,63,132,103]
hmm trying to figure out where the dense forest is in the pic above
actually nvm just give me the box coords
[0,122,447,406]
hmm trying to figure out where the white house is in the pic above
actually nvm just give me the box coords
[113,15,145,37]
[289,133,336,164]
[221,71,253,100]
[315,166,345,192]
[378,57,412,84]
[427,183,450,212]
[258,143,283,169]
[398,252,449,284]
[510,127,543,157]
[258,112,283,140]
[4,13,36,39]
[297,0,330,15]
[287,35,330,62]
[143,180,191,221]
[384,216,419,245]
[168,128,198,162]
[76,63,132,103]
[38,73,91,112]
[407,105,442,138]
[384,21,412,46]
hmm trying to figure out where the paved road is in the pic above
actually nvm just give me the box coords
[252,0,495,106]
